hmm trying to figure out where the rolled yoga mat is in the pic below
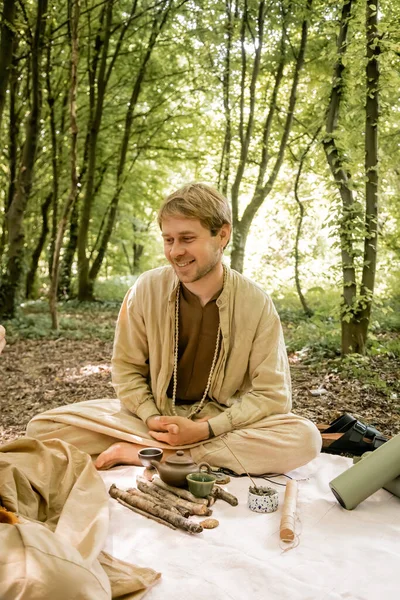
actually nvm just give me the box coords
[353,452,400,499]
[329,432,400,510]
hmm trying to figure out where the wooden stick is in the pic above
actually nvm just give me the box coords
[117,498,177,530]
[127,486,190,518]
[136,477,211,516]
[152,477,208,505]
[211,486,238,506]
[280,479,298,542]
[109,485,203,534]
[126,487,184,516]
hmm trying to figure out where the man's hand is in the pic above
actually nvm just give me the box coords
[0,325,5,355]
[146,415,209,446]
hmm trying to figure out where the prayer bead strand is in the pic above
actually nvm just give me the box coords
[171,268,226,419]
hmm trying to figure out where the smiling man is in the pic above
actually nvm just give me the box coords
[28,183,321,475]
[92,182,321,473]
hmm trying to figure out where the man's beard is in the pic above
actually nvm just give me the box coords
[174,248,222,284]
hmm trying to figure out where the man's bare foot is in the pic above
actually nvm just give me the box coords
[94,442,142,470]
[95,442,178,470]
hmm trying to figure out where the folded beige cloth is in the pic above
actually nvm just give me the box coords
[0,437,160,600]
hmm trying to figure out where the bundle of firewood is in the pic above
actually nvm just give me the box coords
[108,475,238,534]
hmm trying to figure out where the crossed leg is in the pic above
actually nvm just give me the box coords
[27,400,321,475]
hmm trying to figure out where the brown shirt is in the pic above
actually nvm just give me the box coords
[167,284,221,403]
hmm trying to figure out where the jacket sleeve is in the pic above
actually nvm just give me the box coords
[208,302,291,437]
[111,282,161,423]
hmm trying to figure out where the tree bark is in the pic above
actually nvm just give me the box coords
[77,0,114,301]
[218,0,234,196]
[126,486,187,516]
[46,40,69,278]
[322,0,366,354]
[152,476,208,505]
[354,0,380,351]
[0,0,17,133]
[25,192,52,298]
[293,127,321,317]
[49,0,80,329]
[136,477,210,516]
[117,497,177,530]
[109,484,203,534]
[0,37,20,262]
[58,200,79,298]
[0,0,48,319]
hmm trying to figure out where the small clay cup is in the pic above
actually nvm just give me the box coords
[138,447,163,468]
[186,465,216,498]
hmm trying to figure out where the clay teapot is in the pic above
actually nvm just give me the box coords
[150,450,211,488]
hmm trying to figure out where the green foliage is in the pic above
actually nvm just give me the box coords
[0,0,399,355]
[94,275,137,302]
[4,300,118,342]
[277,286,400,360]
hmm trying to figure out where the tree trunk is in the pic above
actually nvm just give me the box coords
[46,38,68,278]
[77,1,114,301]
[49,0,80,329]
[293,129,321,318]
[230,225,250,275]
[0,0,48,319]
[133,242,144,274]
[0,0,17,132]
[26,192,52,298]
[0,37,19,262]
[322,0,360,354]
[58,200,79,298]
[218,0,233,196]
[353,0,380,352]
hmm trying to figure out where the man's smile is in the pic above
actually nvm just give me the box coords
[175,259,195,267]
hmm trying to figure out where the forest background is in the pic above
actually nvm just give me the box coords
[0,0,399,445]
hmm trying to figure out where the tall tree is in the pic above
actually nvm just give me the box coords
[49,0,80,329]
[0,0,17,132]
[0,0,48,318]
[84,0,174,299]
[323,0,380,354]
[215,0,313,273]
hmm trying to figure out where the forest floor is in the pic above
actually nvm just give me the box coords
[1,304,399,448]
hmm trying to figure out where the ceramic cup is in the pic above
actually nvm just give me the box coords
[138,447,163,468]
[186,466,217,498]
[248,486,279,513]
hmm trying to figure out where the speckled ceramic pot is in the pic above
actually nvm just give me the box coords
[248,486,279,513]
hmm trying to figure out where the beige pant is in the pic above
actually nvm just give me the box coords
[26,398,322,475]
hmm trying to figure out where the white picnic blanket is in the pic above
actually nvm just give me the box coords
[99,453,400,600]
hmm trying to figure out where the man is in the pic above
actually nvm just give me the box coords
[28,183,321,475]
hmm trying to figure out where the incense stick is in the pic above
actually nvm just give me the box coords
[220,436,258,489]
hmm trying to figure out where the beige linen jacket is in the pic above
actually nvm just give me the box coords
[112,265,291,437]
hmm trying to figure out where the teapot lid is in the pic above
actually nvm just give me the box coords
[165,450,196,466]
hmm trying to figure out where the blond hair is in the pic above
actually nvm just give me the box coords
[157,182,232,236]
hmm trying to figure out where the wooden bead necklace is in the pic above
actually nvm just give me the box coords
[171,267,226,419]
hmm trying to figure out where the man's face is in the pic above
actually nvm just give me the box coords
[161,216,229,284]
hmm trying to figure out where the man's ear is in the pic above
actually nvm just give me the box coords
[220,223,231,249]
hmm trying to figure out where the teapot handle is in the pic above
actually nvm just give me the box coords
[198,462,212,474]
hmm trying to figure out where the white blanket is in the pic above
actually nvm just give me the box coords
[99,453,400,600]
